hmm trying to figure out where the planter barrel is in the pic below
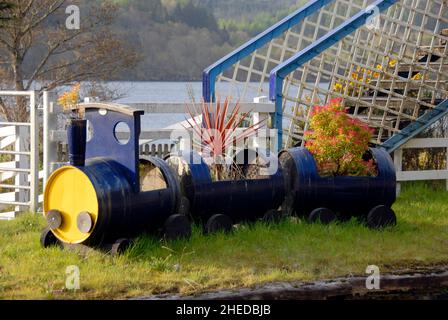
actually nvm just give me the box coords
[167,151,285,231]
[279,147,397,224]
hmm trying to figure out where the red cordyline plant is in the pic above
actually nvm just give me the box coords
[304,98,377,177]
[185,97,265,180]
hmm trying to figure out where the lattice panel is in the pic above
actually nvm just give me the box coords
[214,0,376,101]
[282,0,448,147]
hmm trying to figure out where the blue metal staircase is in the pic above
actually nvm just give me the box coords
[204,0,448,153]
[269,0,397,150]
[381,100,448,153]
[202,0,334,103]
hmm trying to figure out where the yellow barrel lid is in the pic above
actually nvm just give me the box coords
[44,166,99,244]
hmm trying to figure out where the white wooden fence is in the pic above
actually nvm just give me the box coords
[394,138,448,194]
[1,90,446,219]
[0,91,40,219]
[44,98,277,181]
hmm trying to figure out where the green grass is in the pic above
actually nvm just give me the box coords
[0,183,447,299]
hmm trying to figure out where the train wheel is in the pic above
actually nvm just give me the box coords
[308,208,337,225]
[366,205,397,229]
[262,209,283,223]
[40,228,62,248]
[164,214,192,240]
[205,214,233,234]
[110,238,130,255]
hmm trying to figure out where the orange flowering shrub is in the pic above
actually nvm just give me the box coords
[58,83,84,119]
[305,98,377,177]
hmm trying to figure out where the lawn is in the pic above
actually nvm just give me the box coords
[0,183,447,299]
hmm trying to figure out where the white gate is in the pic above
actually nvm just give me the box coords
[0,91,39,219]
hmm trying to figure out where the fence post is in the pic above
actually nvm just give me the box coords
[29,91,38,213]
[394,148,403,196]
[43,91,49,188]
[253,96,270,152]
[43,91,60,188]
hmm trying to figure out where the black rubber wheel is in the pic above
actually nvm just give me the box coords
[366,205,397,229]
[110,238,130,255]
[164,214,192,240]
[262,209,283,223]
[40,228,62,248]
[178,197,191,216]
[308,208,337,225]
[205,214,233,234]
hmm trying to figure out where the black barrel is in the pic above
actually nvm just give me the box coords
[279,147,396,218]
[168,151,285,224]
[44,156,182,246]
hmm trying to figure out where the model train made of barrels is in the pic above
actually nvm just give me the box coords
[41,103,397,254]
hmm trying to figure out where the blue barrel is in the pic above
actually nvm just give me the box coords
[44,156,185,246]
[279,147,396,220]
[43,104,191,250]
[168,151,285,227]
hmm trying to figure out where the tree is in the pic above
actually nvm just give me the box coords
[0,0,138,122]
[172,2,219,32]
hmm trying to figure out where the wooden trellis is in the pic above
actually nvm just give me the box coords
[276,0,448,148]
[212,0,376,103]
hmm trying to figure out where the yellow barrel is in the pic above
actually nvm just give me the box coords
[44,157,184,246]
[44,166,99,244]
[44,159,133,245]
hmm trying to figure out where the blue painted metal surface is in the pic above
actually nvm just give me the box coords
[381,99,448,153]
[85,107,144,192]
[279,147,396,217]
[174,151,285,224]
[202,0,334,103]
[269,0,397,150]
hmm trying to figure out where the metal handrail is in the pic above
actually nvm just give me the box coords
[382,99,448,152]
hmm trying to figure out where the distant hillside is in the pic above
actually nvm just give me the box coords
[195,0,301,19]
[100,0,306,80]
